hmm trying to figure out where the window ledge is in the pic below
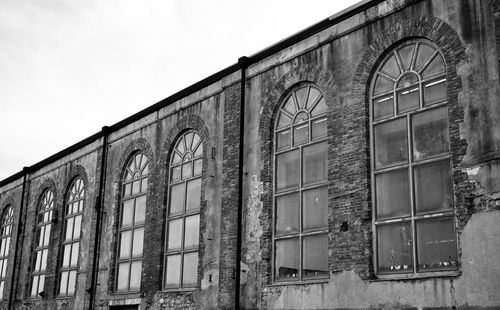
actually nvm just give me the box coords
[268,278,329,287]
[161,287,198,293]
[371,270,460,281]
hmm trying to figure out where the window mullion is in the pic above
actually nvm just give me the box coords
[407,112,417,274]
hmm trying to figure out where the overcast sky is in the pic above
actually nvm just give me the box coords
[0,0,359,180]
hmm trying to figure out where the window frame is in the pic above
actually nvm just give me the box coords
[0,205,13,300]
[272,84,329,284]
[369,39,458,279]
[163,130,203,290]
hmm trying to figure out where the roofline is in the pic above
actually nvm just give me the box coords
[0,0,384,187]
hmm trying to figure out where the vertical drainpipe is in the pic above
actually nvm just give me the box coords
[89,126,109,310]
[236,56,249,309]
[8,167,29,310]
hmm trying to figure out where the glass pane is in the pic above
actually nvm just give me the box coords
[416,217,457,271]
[73,215,82,239]
[294,112,308,124]
[169,184,185,215]
[63,244,71,267]
[374,75,394,95]
[295,87,309,109]
[275,238,299,281]
[373,95,394,121]
[122,200,134,227]
[117,262,130,291]
[276,150,299,192]
[283,96,296,115]
[119,230,132,259]
[424,79,447,106]
[124,183,131,197]
[186,179,202,211]
[276,129,291,151]
[311,117,327,140]
[176,138,185,154]
[310,98,327,116]
[70,242,79,266]
[293,124,309,146]
[165,254,181,288]
[31,275,39,297]
[132,180,140,195]
[306,87,321,110]
[375,169,411,220]
[41,249,47,271]
[415,43,435,71]
[185,132,194,150]
[167,219,183,251]
[182,163,192,179]
[172,152,182,165]
[192,134,201,152]
[414,160,453,214]
[397,73,418,89]
[398,44,415,71]
[275,193,299,235]
[377,222,413,273]
[277,112,292,129]
[43,224,51,246]
[171,165,181,181]
[193,159,203,176]
[140,178,148,194]
[374,118,408,169]
[397,86,419,113]
[132,228,144,257]
[59,271,68,296]
[134,195,146,224]
[193,142,203,157]
[182,252,198,287]
[65,217,74,241]
[303,142,327,185]
[303,234,329,279]
[381,54,400,78]
[67,270,76,296]
[303,187,328,231]
[129,260,142,290]
[412,107,449,161]
[184,215,200,248]
[422,54,445,78]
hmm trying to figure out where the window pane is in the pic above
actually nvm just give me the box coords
[186,179,201,211]
[397,86,419,113]
[276,150,299,192]
[377,222,413,274]
[375,169,411,220]
[275,193,299,235]
[373,75,394,95]
[117,262,130,291]
[422,54,445,78]
[124,183,131,197]
[184,215,200,248]
[70,242,79,267]
[295,86,308,109]
[381,54,400,78]
[306,88,321,110]
[141,178,148,194]
[73,215,82,240]
[373,95,394,121]
[67,270,76,296]
[374,118,408,169]
[59,271,68,296]
[275,238,299,281]
[412,107,449,161]
[119,230,132,259]
[182,163,192,179]
[182,252,198,287]
[165,254,181,288]
[303,142,327,185]
[43,224,51,247]
[398,45,414,71]
[302,234,329,279]
[122,200,134,227]
[277,112,292,129]
[193,159,203,176]
[303,187,328,231]
[65,217,74,241]
[132,180,140,195]
[414,160,453,214]
[169,184,185,215]
[41,249,47,272]
[62,244,71,267]
[415,43,434,71]
[134,195,146,224]
[424,79,447,106]
[311,118,327,140]
[132,228,144,257]
[293,124,309,146]
[167,219,183,251]
[129,260,142,290]
[276,129,291,151]
[171,166,181,181]
[31,275,39,297]
[416,217,457,272]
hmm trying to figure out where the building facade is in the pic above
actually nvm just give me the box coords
[1,0,500,309]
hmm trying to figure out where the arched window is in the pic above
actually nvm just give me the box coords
[370,40,457,276]
[0,206,13,299]
[164,130,203,289]
[59,178,84,297]
[31,190,54,298]
[273,84,329,282]
[116,153,148,292]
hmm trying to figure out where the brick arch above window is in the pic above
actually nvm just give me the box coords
[62,165,89,201]
[115,138,156,186]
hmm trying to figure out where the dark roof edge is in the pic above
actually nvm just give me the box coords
[0,0,382,187]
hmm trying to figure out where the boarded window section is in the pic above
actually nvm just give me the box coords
[116,153,148,292]
[31,190,54,298]
[59,178,85,297]
[164,131,203,289]
[0,206,13,300]
[371,40,456,276]
[274,84,328,282]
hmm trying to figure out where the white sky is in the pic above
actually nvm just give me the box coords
[0,0,359,180]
